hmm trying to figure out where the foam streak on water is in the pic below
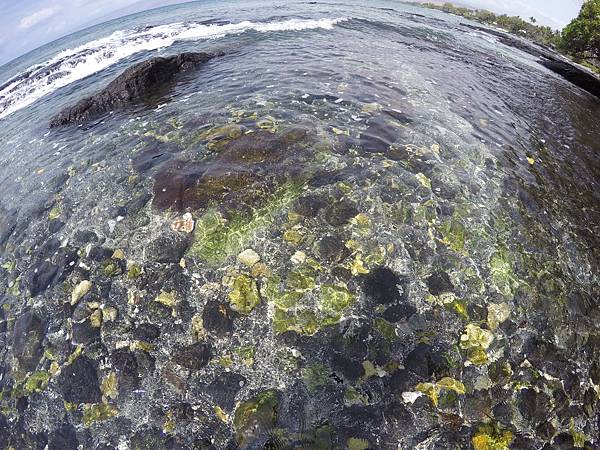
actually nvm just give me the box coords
[0,17,346,120]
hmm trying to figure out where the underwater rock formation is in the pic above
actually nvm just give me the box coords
[49,52,217,127]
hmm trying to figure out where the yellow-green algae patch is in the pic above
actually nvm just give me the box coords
[188,182,304,266]
[228,274,261,315]
[472,424,513,450]
[82,403,118,427]
[266,268,356,335]
[460,324,494,366]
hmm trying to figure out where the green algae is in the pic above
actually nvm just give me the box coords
[283,228,304,245]
[472,424,513,450]
[266,272,355,335]
[347,438,370,450]
[374,317,397,341]
[319,285,355,325]
[234,345,255,367]
[101,259,121,277]
[234,390,279,447]
[127,264,142,279]
[489,245,520,297]
[101,372,118,400]
[23,371,50,395]
[228,274,261,315]
[189,182,303,266]
[302,364,329,392]
[155,291,178,309]
[439,218,466,253]
[48,205,62,220]
[460,324,494,366]
[1,260,15,272]
[287,265,317,291]
[82,403,118,427]
[415,377,466,408]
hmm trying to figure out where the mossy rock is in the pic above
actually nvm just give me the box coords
[234,390,279,448]
[228,274,261,315]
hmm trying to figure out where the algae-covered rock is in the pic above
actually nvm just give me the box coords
[460,324,494,366]
[234,390,279,448]
[228,274,260,315]
[23,371,51,395]
[82,403,118,427]
[189,182,303,266]
[472,424,513,450]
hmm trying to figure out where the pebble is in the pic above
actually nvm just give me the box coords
[71,280,92,306]
[238,249,261,267]
[171,212,195,233]
[291,250,306,265]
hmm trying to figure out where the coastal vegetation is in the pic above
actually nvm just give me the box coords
[419,1,600,72]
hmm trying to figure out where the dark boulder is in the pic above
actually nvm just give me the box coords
[202,301,236,336]
[173,342,212,370]
[57,356,102,404]
[12,311,46,373]
[206,372,246,410]
[0,205,17,249]
[50,52,216,127]
[539,59,600,99]
[363,266,408,304]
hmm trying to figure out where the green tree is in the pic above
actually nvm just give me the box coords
[561,0,600,58]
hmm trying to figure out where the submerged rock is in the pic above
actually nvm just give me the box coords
[173,342,212,370]
[50,52,217,126]
[57,356,102,404]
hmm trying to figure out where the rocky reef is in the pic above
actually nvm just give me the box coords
[462,23,600,100]
[1,79,599,449]
[49,52,217,127]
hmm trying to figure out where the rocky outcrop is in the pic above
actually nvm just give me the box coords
[49,52,216,127]
[462,23,600,100]
[538,59,600,98]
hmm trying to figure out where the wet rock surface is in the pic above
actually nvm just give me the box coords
[49,52,216,127]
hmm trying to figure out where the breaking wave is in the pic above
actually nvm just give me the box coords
[0,17,346,119]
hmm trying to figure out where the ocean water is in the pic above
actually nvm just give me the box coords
[0,1,599,448]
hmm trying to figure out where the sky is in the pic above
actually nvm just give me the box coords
[0,0,586,66]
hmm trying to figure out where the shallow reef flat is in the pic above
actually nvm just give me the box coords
[0,3,600,449]
[1,93,598,449]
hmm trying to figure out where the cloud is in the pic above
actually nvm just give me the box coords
[18,6,61,30]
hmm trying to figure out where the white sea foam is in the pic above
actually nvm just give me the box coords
[0,17,346,119]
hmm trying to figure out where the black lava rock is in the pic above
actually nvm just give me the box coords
[0,205,17,248]
[382,303,417,322]
[324,200,359,226]
[173,342,212,370]
[48,424,79,450]
[26,261,59,296]
[363,266,407,304]
[58,356,101,404]
[316,234,350,263]
[112,350,140,391]
[294,195,327,217]
[133,323,161,342]
[71,320,100,345]
[50,52,217,127]
[426,271,454,296]
[12,311,46,373]
[206,372,246,410]
[202,301,235,336]
[146,232,190,264]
